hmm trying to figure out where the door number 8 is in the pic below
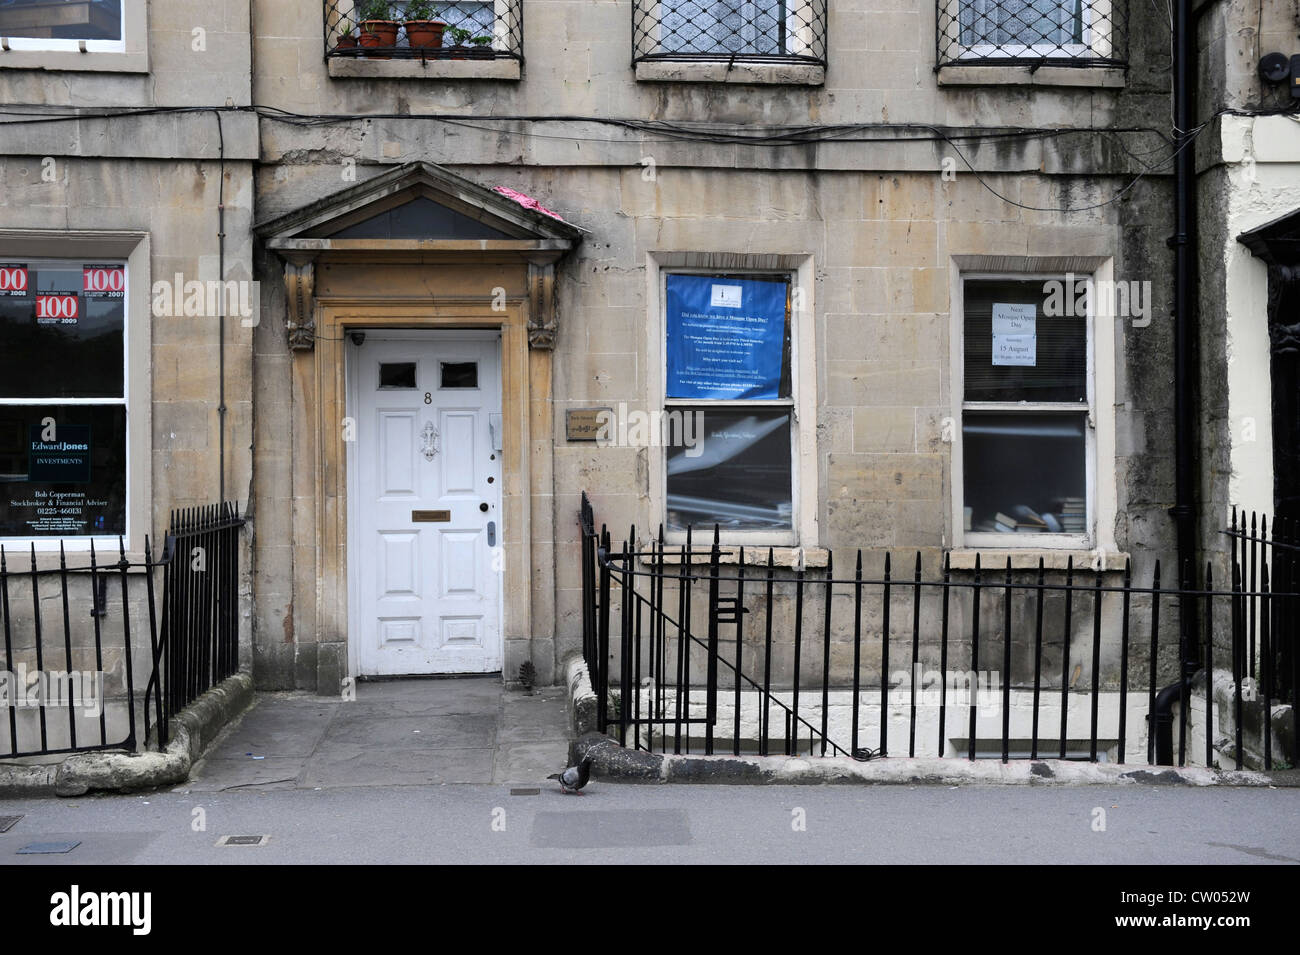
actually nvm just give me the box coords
[424,393,432,404]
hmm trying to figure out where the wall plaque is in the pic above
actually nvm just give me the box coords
[566,408,611,442]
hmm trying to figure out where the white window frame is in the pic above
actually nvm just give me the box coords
[0,232,151,557]
[945,0,1113,61]
[646,253,818,549]
[949,259,1118,553]
[0,0,147,73]
[639,0,818,59]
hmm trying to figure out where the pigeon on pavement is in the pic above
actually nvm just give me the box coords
[548,756,593,794]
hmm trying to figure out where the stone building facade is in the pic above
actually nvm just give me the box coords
[1195,0,1300,540]
[3,0,1249,696]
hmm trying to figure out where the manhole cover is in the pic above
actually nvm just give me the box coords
[0,815,22,833]
[215,834,270,847]
[510,788,540,796]
[17,841,79,854]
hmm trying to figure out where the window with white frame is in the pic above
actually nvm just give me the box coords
[662,271,795,535]
[0,258,128,539]
[959,276,1093,544]
[661,1,786,55]
[960,0,1082,49]
[0,0,124,51]
[939,0,1119,63]
[635,0,826,63]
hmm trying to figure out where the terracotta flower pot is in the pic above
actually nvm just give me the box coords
[405,20,446,51]
[359,19,399,58]
[335,34,359,54]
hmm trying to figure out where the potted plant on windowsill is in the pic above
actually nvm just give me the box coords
[334,21,358,54]
[468,34,494,59]
[404,0,446,52]
[358,0,399,57]
[445,25,472,59]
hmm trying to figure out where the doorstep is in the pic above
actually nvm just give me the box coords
[182,676,572,792]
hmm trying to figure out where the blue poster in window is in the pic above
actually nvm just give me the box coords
[666,274,787,400]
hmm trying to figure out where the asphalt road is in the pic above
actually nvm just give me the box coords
[2,781,1298,865]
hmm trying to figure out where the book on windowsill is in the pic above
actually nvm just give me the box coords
[1054,497,1087,533]
[1011,505,1049,528]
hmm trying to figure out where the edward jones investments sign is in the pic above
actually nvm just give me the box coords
[29,425,92,483]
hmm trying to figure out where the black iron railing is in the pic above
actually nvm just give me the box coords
[1225,508,1300,767]
[936,0,1128,68]
[323,0,523,61]
[1,537,163,759]
[1,503,244,759]
[633,0,827,65]
[580,493,1298,769]
[148,503,245,747]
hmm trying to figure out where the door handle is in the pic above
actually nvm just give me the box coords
[480,502,489,512]
[487,520,496,547]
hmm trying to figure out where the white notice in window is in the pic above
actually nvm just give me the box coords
[991,302,1036,367]
[710,284,743,308]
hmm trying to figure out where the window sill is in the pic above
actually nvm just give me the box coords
[634,59,824,86]
[946,548,1130,572]
[0,48,147,73]
[327,56,520,80]
[936,64,1126,89]
[641,545,829,569]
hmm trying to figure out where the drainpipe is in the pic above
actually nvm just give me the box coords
[213,109,227,505]
[1154,0,1200,764]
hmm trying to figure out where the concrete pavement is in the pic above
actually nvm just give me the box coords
[1,781,1298,864]
[4,675,1299,865]
[183,676,572,792]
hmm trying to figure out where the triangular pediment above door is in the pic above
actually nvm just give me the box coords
[255,160,584,253]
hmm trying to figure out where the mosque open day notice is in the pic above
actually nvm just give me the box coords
[665,274,787,400]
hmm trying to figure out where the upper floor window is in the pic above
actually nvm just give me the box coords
[633,0,827,65]
[323,0,521,61]
[937,0,1125,67]
[0,0,123,51]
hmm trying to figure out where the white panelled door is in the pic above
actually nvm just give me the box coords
[352,332,503,675]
